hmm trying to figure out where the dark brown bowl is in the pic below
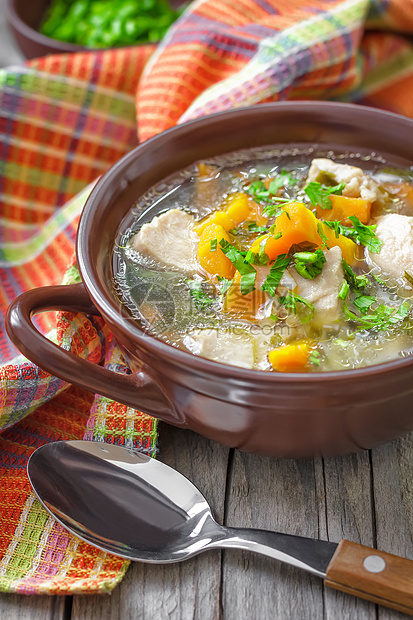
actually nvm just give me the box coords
[7,102,413,458]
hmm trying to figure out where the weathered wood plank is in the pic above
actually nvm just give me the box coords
[71,423,230,620]
[372,432,413,620]
[321,450,377,619]
[221,452,324,620]
[0,593,67,620]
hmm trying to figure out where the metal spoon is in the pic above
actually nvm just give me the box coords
[28,441,413,614]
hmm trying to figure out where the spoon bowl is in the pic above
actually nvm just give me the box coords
[27,440,413,614]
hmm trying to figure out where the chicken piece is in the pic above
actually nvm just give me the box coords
[290,246,344,326]
[306,158,380,203]
[132,209,200,275]
[367,213,413,280]
[183,328,255,369]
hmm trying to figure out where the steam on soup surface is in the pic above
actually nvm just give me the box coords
[113,148,413,372]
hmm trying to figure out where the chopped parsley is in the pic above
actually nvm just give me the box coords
[247,221,268,233]
[278,292,315,323]
[261,254,291,297]
[343,301,410,332]
[216,276,233,300]
[316,222,330,249]
[210,238,217,251]
[342,259,369,290]
[323,216,382,253]
[263,204,291,219]
[293,248,326,280]
[245,238,270,266]
[304,181,345,210]
[245,171,296,217]
[353,295,376,314]
[186,280,215,310]
[268,170,294,194]
[219,239,257,295]
[373,274,386,286]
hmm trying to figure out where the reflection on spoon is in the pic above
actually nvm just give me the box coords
[27,440,335,573]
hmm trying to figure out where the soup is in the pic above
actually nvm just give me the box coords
[113,147,413,372]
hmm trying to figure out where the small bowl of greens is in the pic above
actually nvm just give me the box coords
[6,0,184,59]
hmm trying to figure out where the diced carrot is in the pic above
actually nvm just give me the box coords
[268,341,314,372]
[249,202,320,260]
[223,270,266,319]
[318,195,371,224]
[225,192,253,225]
[195,192,267,235]
[195,211,235,235]
[198,223,235,279]
[248,202,358,265]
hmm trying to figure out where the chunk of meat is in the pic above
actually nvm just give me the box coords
[367,213,413,280]
[183,328,255,369]
[306,158,380,203]
[132,209,200,274]
[290,246,344,326]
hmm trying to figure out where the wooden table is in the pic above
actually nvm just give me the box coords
[1,422,413,620]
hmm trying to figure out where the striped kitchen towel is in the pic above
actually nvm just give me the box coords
[1,0,413,595]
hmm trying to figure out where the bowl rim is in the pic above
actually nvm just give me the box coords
[78,100,413,383]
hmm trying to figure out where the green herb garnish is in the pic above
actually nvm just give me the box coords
[186,280,215,310]
[323,217,382,253]
[343,301,410,331]
[245,171,295,216]
[353,295,376,314]
[293,249,326,280]
[261,254,291,297]
[263,204,291,219]
[342,259,369,290]
[304,181,345,210]
[219,239,257,295]
[245,238,270,266]
[316,222,330,249]
[278,292,315,323]
[338,281,349,300]
[309,350,321,366]
[247,221,268,233]
[210,238,217,251]
[347,216,382,253]
[267,170,294,194]
[216,276,233,301]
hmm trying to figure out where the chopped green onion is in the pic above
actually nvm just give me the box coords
[338,281,350,300]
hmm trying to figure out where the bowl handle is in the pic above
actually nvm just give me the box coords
[6,283,181,424]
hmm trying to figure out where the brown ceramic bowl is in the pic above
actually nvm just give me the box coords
[6,102,413,458]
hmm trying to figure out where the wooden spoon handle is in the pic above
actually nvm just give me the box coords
[325,540,413,615]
